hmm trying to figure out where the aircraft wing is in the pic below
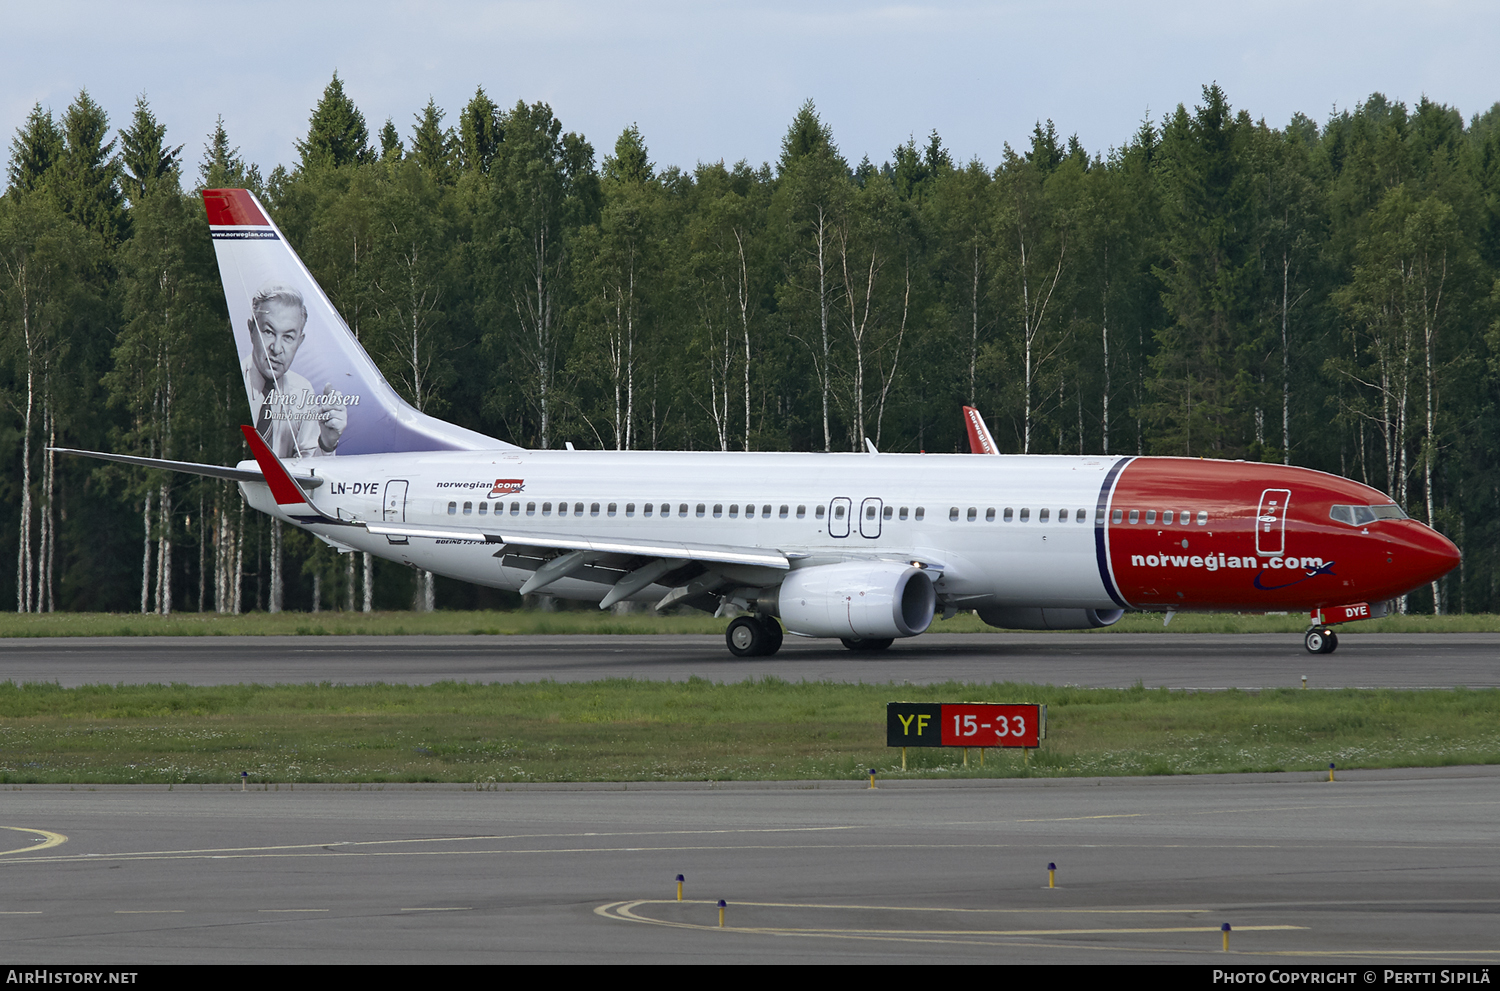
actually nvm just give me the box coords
[360,519,790,570]
[49,447,324,489]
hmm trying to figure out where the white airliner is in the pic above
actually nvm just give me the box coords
[57,190,1461,656]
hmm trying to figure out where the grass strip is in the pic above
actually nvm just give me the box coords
[1,679,1495,785]
[3,610,1500,638]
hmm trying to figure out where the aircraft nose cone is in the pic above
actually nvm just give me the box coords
[1406,523,1462,585]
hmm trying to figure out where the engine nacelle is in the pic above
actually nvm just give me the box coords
[976,606,1124,630]
[773,562,936,640]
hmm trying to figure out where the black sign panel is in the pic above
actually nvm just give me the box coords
[886,703,944,747]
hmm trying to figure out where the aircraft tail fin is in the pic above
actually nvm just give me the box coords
[202,189,515,458]
[963,406,999,455]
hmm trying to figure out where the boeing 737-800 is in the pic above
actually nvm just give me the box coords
[56,189,1461,657]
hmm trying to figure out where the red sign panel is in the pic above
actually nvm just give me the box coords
[939,703,1043,748]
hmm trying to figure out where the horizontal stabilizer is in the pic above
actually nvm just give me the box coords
[50,447,322,489]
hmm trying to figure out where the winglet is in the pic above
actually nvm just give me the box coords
[963,406,999,455]
[240,424,309,507]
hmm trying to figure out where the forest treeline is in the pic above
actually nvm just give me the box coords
[4,76,1499,616]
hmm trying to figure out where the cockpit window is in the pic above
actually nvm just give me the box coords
[1329,504,1407,526]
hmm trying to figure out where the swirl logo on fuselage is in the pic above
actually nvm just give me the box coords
[1253,559,1337,591]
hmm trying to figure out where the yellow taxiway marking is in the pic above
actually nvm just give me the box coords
[598,899,1306,941]
[612,899,1265,915]
[0,825,856,863]
[0,827,67,857]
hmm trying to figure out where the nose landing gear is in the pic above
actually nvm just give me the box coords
[1304,627,1338,654]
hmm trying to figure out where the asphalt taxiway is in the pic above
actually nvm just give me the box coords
[0,631,1496,688]
[1,768,1497,964]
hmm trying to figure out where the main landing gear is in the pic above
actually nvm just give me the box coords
[1304,627,1339,654]
[840,637,894,652]
[726,615,784,657]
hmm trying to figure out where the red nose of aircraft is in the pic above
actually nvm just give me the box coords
[1391,520,1462,594]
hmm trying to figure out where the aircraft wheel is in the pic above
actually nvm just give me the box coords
[1304,628,1337,654]
[760,618,784,655]
[727,616,769,657]
[841,637,894,652]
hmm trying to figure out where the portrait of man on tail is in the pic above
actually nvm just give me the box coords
[242,283,348,458]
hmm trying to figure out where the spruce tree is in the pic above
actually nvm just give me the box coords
[296,72,371,171]
[411,99,454,182]
[378,118,403,162]
[53,90,125,244]
[198,117,260,190]
[459,87,502,175]
[120,96,183,203]
[6,104,63,195]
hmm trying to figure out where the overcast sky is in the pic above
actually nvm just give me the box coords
[5,1,1498,179]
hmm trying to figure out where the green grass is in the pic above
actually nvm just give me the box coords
[1,679,1495,785]
[2,609,1499,638]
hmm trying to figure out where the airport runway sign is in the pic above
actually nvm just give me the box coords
[886,702,1045,748]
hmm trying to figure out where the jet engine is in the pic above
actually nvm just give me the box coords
[976,606,1124,630]
[771,562,936,640]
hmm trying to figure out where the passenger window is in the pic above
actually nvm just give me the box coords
[834,505,845,519]
[1180,510,1192,525]
[696,504,705,518]
[679,504,688,517]
[1020,508,1030,522]
[729,504,738,518]
[797,505,806,518]
[511,502,521,516]
[1128,509,1138,524]
[914,507,924,521]
[558,502,569,517]
[608,503,617,517]
[1162,511,1173,525]
[1145,510,1155,524]
[625,503,635,517]
[883,506,893,520]
[780,505,789,519]
[1112,509,1122,524]
[866,505,877,519]
[463,501,473,515]
[949,507,960,521]
[1059,508,1068,522]
[1197,511,1208,525]
[542,502,552,516]
[898,507,908,520]
[814,506,824,519]
[1078,508,1087,523]
[447,501,457,515]
[762,505,772,518]
[478,502,488,515]
[985,508,995,522]
[966,508,977,522]
[574,502,584,516]
[1040,508,1050,522]
[644,503,653,517]
[1003,507,1013,522]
